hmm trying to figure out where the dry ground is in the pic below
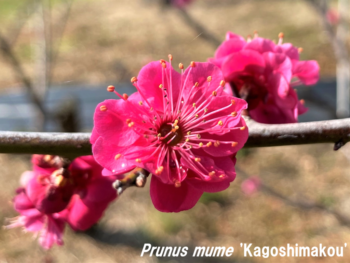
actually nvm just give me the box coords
[1,0,350,262]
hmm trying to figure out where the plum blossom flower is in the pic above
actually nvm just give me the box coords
[5,187,65,249]
[209,32,320,124]
[91,57,249,212]
[241,176,261,196]
[6,155,117,248]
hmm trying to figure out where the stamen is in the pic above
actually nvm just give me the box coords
[220,80,226,87]
[128,122,134,128]
[131,77,138,83]
[207,76,212,82]
[231,112,237,117]
[298,47,303,53]
[115,154,122,160]
[139,101,143,106]
[212,91,217,96]
[190,61,196,67]
[100,105,107,111]
[199,142,203,147]
[231,142,238,147]
[214,141,220,147]
[194,158,201,162]
[107,85,115,92]
[209,171,215,176]
[168,54,173,61]
[218,120,223,126]
[179,63,184,69]
[206,142,212,147]
[240,126,246,130]
[175,181,181,187]
[300,99,305,105]
[231,99,235,105]
[123,93,129,100]
[135,158,142,163]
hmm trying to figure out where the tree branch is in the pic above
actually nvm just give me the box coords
[0,118,349,157]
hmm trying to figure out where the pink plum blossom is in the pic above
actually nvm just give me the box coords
[209,32,320,124]
[326,9,339,25]
[6,155,117,248]
[241,176,261,196]
[5,187,65,249]
[91,57,249,212]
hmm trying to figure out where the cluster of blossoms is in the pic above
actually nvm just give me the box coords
[5,155,117,249]
[7,31,319,249]
[210,32,319,124]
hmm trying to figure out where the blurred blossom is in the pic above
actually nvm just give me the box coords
[241,176,261,196]
[326,9,339,25]
[209,32,320,124]
[164,0,193,8]
[5,155,118,249]
[91,58,248,212]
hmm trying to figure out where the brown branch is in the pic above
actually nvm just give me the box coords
[0,118,349,157]
[176,8,221,48]
[0,32,47,120]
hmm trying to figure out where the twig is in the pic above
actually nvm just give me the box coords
[176,8,221,48]
[0,118,349,157]
[237,166,350,227]
[0,32,47,122]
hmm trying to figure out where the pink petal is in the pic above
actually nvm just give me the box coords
[202,117,248,157]
[293,60,320,85]
[93,99,140,147]
[92,137,136,174]
[244,37,275,54]
[214,37,246,60]
[150,176,203,212]
[221,50,265,82]
[137,61,181,112]
[263,52,293,82]
[66,195,108,231]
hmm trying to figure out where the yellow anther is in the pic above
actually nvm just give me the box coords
[240,126,246,130]
[231,112,237,117]
[219,174,225,178]
[174,119,179,125]
[197,134,201,139]
[179,63,184,69]
[186,138,190,142]
[298,47,303,53]
[220,80,226,87]
[231,99,235,105]
[107,85,115,92]
[168,54,173,60]
[157,133,161,137]
[187,131,191,135]
[194,82,199,87]
[54,175,66,187]
[115,154,122,160]
[175,181,181,188]
[131,77,138,83]
[212,91,217,96]
[135,158,142,163]
[207,76,212,82]
[190,61,196,67]
[193,103,196,107]
[100,105,107,111]
[204,108,208,113]
[139,101,143,106]
[231,142,238,147]
[128,122,134,128]
[195,114,199,118]
[162,62,167,68]
[209,171,216,176]
[160,59,166,64]
[122,93,129,100]
[278,32,284,38]
[214,141,220,147]
[175,125,179,130]
[206,142,212,147]
[159,84,163,89]
[199,142,203,147]
[195,158,201,162]
[218,120,223,126]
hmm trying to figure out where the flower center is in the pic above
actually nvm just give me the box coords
[159,123,183,146]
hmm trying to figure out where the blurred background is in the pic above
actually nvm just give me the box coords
[0,0,350,262]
